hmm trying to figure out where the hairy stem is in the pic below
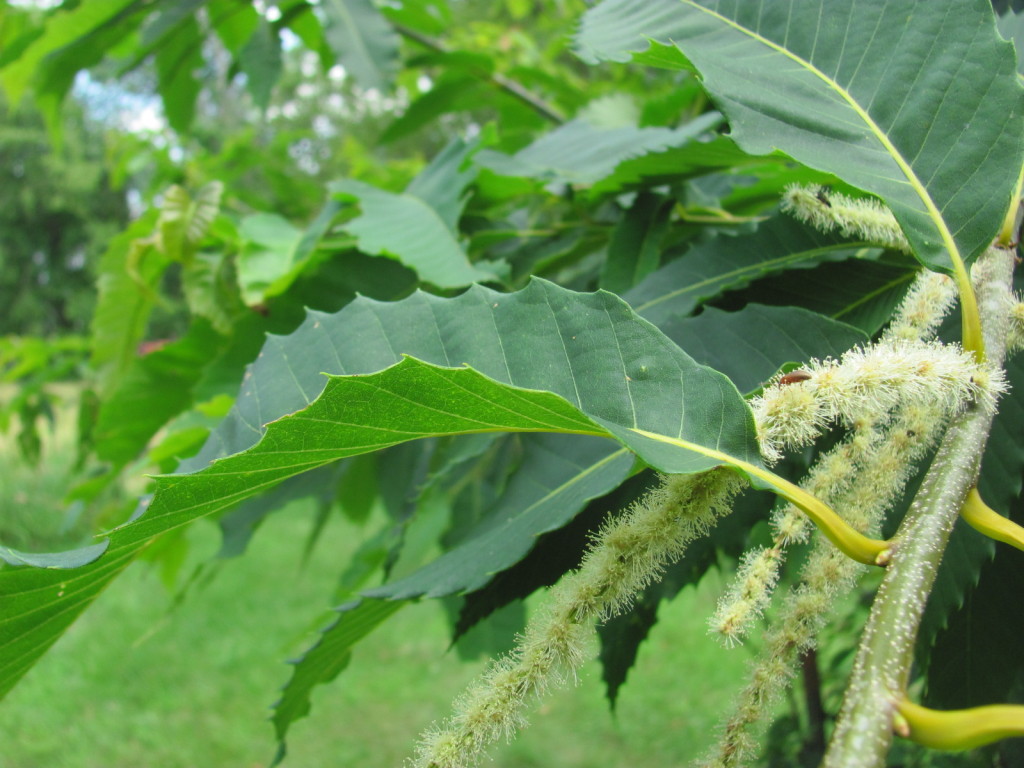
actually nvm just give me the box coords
[822,248,1016,768]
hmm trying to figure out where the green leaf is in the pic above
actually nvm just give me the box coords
[381,73,488,144]
[330,139,499,287]
[475,111,723,186]
[660,304,868,393]
[154,15,204,134]
[237,213,305,305]
[208,0,260,55]
[623,212,879,326]
[270,598,404,764]
[577,0,1024,273]
[320,0,399,91]
[90,211,170,394]
[600,192,672,293]
[720,256,916,336]
[0,0,136,104]
[404,136,479,231]
[588,135,766,196]
[0,540,109,570]
[330,180,495,286]
[160,182,225,261]
[237,17,283,110]
[0,279,760,701]
[119,0,207,74]
[93,320,228,466]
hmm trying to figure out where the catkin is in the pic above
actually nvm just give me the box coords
[752,339,1002,462]
[781,184,911,254]
[700,405,944,768]
[411,468,744,768]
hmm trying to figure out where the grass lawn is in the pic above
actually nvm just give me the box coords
[0,404,756,768]
[0,509,756,768]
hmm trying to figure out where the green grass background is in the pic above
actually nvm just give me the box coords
[0,402,754,768]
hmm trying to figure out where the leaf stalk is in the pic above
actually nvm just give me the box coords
[959,486,1024,552]
[821,247,1016,768]
[895,697,1024,751]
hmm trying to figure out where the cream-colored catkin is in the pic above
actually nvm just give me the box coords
[709,416,885,646]
[411,468,745,768]
[881,269,957,343]
[781,184,911,254]
[752,339,1002,461]
[699,405,944,768]
[1007,298,1024,353]
[709,546,782,646]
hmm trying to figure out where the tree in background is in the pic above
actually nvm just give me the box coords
[0,90,127,335]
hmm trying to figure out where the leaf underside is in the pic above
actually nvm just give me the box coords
[577,0,1024,273]
[0,279,760,701]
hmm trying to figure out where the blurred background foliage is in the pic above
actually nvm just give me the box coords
[0,1,1022,767]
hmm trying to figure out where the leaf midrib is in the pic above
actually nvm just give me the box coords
[681,0,963,269]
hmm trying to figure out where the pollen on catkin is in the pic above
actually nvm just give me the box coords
[709,546,782,646]
[710,416,884,647]
[882,270,957,343]
[781,184,911,253]
[752,339,1002,461]
[1007,298,1024,353]
[410,468,745,768]
[699,406,945,768]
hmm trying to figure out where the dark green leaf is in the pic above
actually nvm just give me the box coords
[237,17,283,110]
[381,75,489,144]
[600,192,672,293]
[475,111,723,186]
[578,0,1024,272]
[154,15,204,134]
[270,598,404,763]
[713,257,916,336]
[589,135,764,197]
[320,0,399,91]
[623,213,878,326]
[661,304,867,394]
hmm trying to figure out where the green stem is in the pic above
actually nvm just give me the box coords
[629,429,891,566]
[392,23,566,125]
[821,248,1016,768]
[997,164,1023,247]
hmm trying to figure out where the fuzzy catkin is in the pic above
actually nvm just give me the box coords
[781,184,911,254]
[700,406,944,768]
[881,270,957,343]
[708,416,886,646]
[752,339,1002,462]
[411,468,745,768]
[1007,298,1024,353]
